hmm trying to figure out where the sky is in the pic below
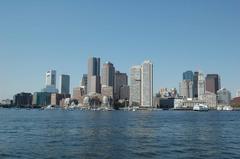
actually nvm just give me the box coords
[0,0,240,100]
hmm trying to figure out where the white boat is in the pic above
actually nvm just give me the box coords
[193,104,209,111]
[217,106,223,111]
[223,106,233,111]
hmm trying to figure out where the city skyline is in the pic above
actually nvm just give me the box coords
[1,0,240,99]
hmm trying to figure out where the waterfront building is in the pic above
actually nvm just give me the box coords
[206,74,221,94]
[87,57,101,94]
[198,71,205,100]
[114,71,128,100]
[13,93,32,106]
[51,93,71,106]
[183,71,193,81]
[59,74,70,94]
[217,88,231,105]
[130,65,141,106]
[42,70,58,93]
[141,60,153,107]
[179,80,193,98]
[32,92,51,106]
[193,71,199,98]
[202,91,217,109]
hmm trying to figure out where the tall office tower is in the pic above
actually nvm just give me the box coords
[130,65,142,106]
[179,80,193,98]
[101,62,115,87]
[206,74,221,94]
[183,71,194,81]
[42,70,58,93]
[59,74,70,94]
[217,88,231,105]
[193,72,199,98]
[141,60,153,107]
[46,70,56,88]
[87,57,101,94]
[114,71,128,100]
[198,71,205,100]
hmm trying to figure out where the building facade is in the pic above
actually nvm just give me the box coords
[206,74,221,94]
[59,74,70,94]
[114,71,128,100]
[13,93,32,106]
[198,71,205,100]
[217,88,231,105]
[141,60,153,107]
[87,57,101,94]
[130,65,141,106]
[179,80,193,98]
[42,70,58,93]
[183,71,193,81]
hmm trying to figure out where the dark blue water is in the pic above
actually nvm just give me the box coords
[0,109,240,159]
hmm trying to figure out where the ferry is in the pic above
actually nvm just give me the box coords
[193,104,209,111]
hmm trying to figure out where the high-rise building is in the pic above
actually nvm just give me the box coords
[81,74,88,88]
[183,71,193,81]
[46,70,56,87]
[59,74,70,94]
[42,70,58,93]
[87,57,101,94]
[198,71,205,100]
[32,92,51,106]
[141,60,153,107]
[80,74,88,95]
[130,65,141,106]
[193,72,199,98]
[114,71,128,100]
[206,74,221,94]
[217,88,231,105]
[179,80,193,98]
[101,62,115,87]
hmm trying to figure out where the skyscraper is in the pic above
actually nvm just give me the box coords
[87,57,101,94]
[80,74,88,95]
[59,74,70,94]
[193,71,199,98]
[114,71,128,100]
[198,71,205,100]
[206,74,221,94]
[46,70,56,88]
[130,65,141,106]
[101,62,115,87]
[42,70,58,93]
[183,71,194,81]
[141,60,153,107]
[179,80,193,98]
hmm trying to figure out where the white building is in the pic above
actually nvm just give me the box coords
[141,60,153,107]
[217,88,231,105]
[42,70,58,93]
[130,65,141,106]
[198,71,205,100]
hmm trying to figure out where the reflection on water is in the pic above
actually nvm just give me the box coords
[0,109,240,159]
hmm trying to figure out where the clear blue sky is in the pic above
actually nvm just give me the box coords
[1,0,240,100]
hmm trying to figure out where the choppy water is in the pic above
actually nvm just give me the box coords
[0,109,240,159]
